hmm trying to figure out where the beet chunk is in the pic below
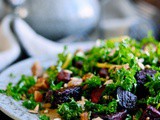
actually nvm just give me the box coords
[135,69,157,98]
[45,90,54,103]
[117,87,137,109]
[57,70,71,83]
[98,68,108,78]
[75,61,83,69]
[91,110,127,120]
[140,105,160,120]
[135,69,156,85]
[91,86,105,103]
[53,87,82,106]
[107,110,127,120]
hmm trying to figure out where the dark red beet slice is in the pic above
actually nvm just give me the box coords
[107,110,127,120]
[135,69,157,98]
[135,69,156,85]
[98,68,108,78]
[91,110,127,120]
[75,61,83,69]
[117,87,137,109]
[140,105,160,120]
[45,90,54,103]
[53,86,82,106]
[91,86,105,103]
[57,70,71,83]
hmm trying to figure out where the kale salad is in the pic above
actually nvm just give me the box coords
[1,35,160,120]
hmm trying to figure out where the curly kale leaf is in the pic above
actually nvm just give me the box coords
[4,75,35,100]
[84,100,117,114]
[109,68,137,92]
[82,76,102,89]
[39,115,50,120]
[58,99,82,120]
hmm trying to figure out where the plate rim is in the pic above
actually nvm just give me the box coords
[0,56,56,120]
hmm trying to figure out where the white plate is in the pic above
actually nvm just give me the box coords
[0,56,57,120]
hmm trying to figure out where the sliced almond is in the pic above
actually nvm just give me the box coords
[28,104,39,114]
[31,62,43,77]
[67,77,83,87]
[92,117,103,120]
[138,62,145,70]
[82,73,94,81]
[104,80,113,85]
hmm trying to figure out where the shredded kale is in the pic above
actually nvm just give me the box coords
[22,95,41,109]
[134,110,143,120]
[4,75,35,100]
[39,115,50,120]
[58,99,82,120]
[82,76,102,89]
[84,100,117,114]
[50,81,64,91]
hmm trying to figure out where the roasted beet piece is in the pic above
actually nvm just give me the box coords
[53,87,82,106]
[57,70,71,83]
[75,61,83,69]
[135,69,156,85]
[117,87,137,109]
[45,90,54,103]
[91,110,127,120]
[91,86,105,103]
[140,105,160,120]
[135,69,157,98]
[107,110,127,120]
[98,68,108,78]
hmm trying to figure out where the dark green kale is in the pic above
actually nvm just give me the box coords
[84,100,117,114]
[39,115,50,120]
[82,76,102,89]
[22,95,41,109]
[57,99,82,120]
[134,110,143,120]
[50,81,64,91]
[4,75,36,100]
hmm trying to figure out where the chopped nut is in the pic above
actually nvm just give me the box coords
[145,65,151,69]
[68,77,83,87]
[92,117,103,120]
[146,117,150,120]
[34,91,43,102]
[80,112,89,120]
[28,86,39,94]
[104,80,113,85]
[106,76,109,80]
[63,70,73,74]
[64,83,68,88]
[31,62,43,77]
[43,73,49,78]
[35,78,49,89]
[44,109,49,114]
[54,118,61,120]
[138,62,145,70]
[21,94,26,100]
[43,103,52,108]
[28,104,39,114]
[82,73,94,81]
[77,96,87,108]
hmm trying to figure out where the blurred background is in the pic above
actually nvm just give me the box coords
[0,0,160,71]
